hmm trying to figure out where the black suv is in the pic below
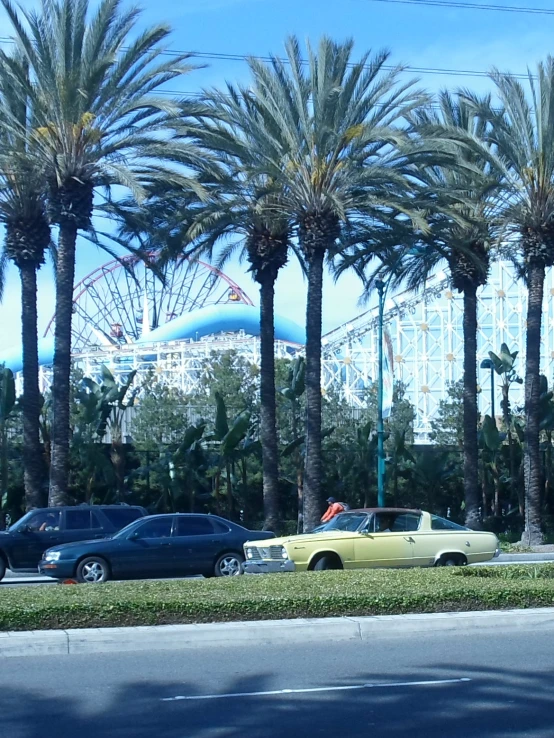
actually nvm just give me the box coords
[0,505,147,580]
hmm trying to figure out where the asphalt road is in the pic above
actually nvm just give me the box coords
[2,624,554,737]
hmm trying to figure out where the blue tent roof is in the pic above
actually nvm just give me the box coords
[137,304,305,346]
[0,337,55,374]
[0,304,305,372]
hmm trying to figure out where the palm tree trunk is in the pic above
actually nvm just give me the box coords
[303,250,324,532]
[19,263,46,510]
[49,223,77,506]
[462,285,481,529]
[291,401,303,533]
[463,286,481,530]
[259,275,280,532]
[0,418,7,530]
[521,262,545,546]
[502,382,518,511]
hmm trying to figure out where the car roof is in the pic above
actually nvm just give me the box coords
[345,508,422,514]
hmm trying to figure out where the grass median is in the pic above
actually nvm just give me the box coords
[2,565,554,631]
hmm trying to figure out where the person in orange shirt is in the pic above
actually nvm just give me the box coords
[321,497,345,523]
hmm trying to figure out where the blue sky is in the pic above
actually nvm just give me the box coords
[2,0,554,350]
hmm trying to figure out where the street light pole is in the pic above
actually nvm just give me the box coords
[375,278,386,508]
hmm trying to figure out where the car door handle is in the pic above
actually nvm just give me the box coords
[405,537,416,543]
[160,542,172,547]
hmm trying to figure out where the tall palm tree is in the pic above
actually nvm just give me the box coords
[1,0,203,505]
[466,58,554,545]
[336,92,500,528]
[222,37,426,530]
[404,92,501,529]
[0,54,50,510]
[183,89,297,533]
[110,165,292,533]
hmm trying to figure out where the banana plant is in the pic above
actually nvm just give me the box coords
[206,392,257,519]
[488,344,523,509]
[173,422,208,512]
[76,366,138,501]
[0,366,16,528]
[481,415,506,517]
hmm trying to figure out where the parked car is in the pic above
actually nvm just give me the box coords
[38,513,275,583]
[243,508,500,574]
[0,505,147,581]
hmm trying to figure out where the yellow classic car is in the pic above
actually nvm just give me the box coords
[243,508,500,574]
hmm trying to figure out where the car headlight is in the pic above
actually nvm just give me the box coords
[245,548,254,559]
[281,547,288,559]
[43,551,61,562]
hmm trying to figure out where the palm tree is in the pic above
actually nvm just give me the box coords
[0,0,202,505]
[225,37,426,530]
[0,53,50,510]
[111,163,291,532]
[402,93,501,529]
[184,91,295,533]
[466,58,554,545]
[340,92,500,528]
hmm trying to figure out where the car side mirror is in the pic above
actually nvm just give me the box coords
[129,531,140,540]
[21,525,33,534]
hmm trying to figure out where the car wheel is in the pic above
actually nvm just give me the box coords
[76,557,110,584]
[0,557,6,582]
[314,556,332,571]
[214,553,244,577]
[436,554,462,567]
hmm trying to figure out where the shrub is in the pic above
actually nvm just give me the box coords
[2,568,554,631]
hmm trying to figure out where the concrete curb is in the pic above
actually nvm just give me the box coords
[496,553,554,562]
[3,607,554,658]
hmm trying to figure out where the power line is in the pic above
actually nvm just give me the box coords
[365,0,554,15]
[186,51,532,80]
[0,38,535,81]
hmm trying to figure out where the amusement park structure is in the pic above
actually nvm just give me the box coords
[2,252,554,443]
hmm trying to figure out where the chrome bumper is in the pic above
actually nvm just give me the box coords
[243,560,296,574]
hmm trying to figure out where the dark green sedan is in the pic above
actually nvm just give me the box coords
[38,514,274,582]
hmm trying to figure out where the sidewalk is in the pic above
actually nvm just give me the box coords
[3,607,554,658]
[495,552,554,563]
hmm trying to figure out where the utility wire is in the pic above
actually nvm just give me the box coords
[364,0,554,15]
[0,36,537,81]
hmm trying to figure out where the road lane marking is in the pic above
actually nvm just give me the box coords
[161,677,471,702]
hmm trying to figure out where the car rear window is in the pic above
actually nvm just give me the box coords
[431,515,469,531]
[101,508,144,530]
[176,517,216,536]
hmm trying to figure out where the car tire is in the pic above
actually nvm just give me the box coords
[0,557,6,582]
[76,556,111,584]
[314,556,333,571]
[214,552,244,577]
[436,554,463,567]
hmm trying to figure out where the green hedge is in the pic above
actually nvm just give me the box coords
[2,567,554,631]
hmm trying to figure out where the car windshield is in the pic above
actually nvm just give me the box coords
[317,513,369,532]
[8,511,35,533]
